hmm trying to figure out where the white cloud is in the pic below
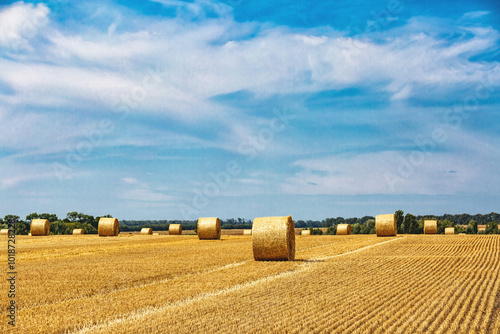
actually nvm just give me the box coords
[282,129,500,196]
[120,177,175,202]
[0,2,49,50]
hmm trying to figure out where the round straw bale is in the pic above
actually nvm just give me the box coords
[169,224,182,235]
[424,220,438,234]
[337,224,352,235]
[376,214,397,236]
[31,219,50,236]
[445,227,455,235]
[252,216,295,261]
[197,218,220,240]
[301,229,311,235]
[72,229,84,235]
[0,229,11,236]
[243,229,252,236]
[98,218,119,237]
[141,228,153,235]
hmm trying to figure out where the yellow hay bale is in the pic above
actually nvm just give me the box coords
[141,228,153,235]
[153,233,160,235]
[197,218,221,240]
[72,229,84,235]
[301,229,311,236]
[424,220,438,234]
[31,219,50,236]
[0,229,11,236]
[337,224,352,235]
[445,227,455,235]
[376,214,397,237]
[169,224,182,235]
[98,218,119,237]
[252,216,295,261]
[243,229,252,235]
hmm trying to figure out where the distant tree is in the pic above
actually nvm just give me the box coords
[402,214,419,234]
[486,221,499,234]
[395,210,404,234]
[437,219,454,234]
[364,219,376,234]
[323,218,335,227]
[326,225,337,235]
[468,220,478,234]
[50,221,71,235]
[310,227,323,235]
[351,223,361,234]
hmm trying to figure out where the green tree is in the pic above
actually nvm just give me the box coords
[326,225,337,235]
[402,214,419,234]
[395,210,404,234]
[486,221,499,234]
[351,223,361,234]
[467,220,478,234]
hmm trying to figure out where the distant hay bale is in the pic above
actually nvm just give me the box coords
[375,214,397,237]
[197,218,220,240]
[141,228,153,235]
[98,218,119,237]
[169,224,182,235]
[72,229,84,235]
[0,229,11,236]
[424,220,438,234]
[252,216,295,261]
[243,229,252,236]
[301,229,311,235]
[153,233,159,235]
[31,219,50,236]
[445,227,455,235]
[337,224,352,235]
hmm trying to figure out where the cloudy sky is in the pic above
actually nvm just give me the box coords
[0,0,499,221]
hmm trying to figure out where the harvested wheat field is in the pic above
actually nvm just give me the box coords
[2,234,500,333]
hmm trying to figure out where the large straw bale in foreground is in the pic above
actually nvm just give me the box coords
[0,229,11,236]
[424,220,438,234]
[337,224,352,235]
[98,218,119,237]
[252,216,295,261]
[197,218,221,240]
[31,219,50,236]
[445,227,455,235]
[301,229,310,235]
[376,214,397,236]
[169,224,182,235]
[243,229,252,235]
[141,228,153,235]
[72,229,84,235]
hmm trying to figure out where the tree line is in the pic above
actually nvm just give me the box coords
[0,211,498,235]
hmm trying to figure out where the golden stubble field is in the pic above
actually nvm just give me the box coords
[1,234,500,333]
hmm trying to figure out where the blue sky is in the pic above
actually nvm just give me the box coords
[0,0,499,221]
